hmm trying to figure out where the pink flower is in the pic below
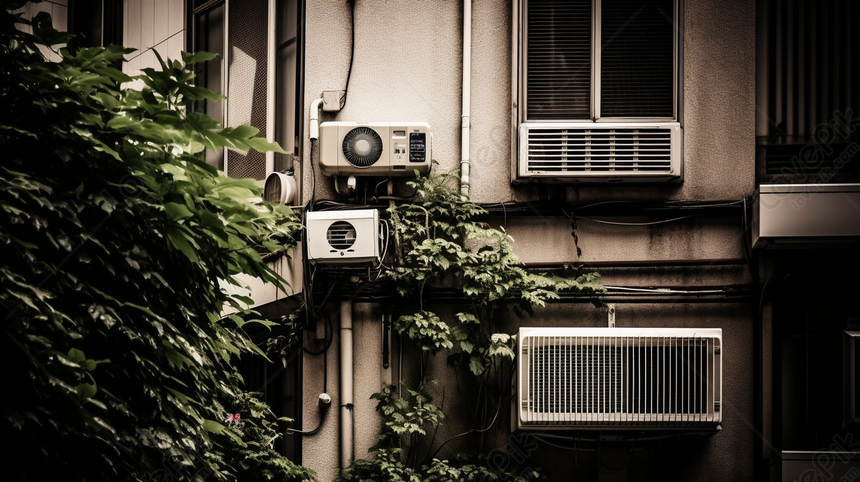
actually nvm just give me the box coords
[224,413,241,426]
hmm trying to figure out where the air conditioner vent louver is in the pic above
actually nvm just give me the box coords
[326,221,357,250]
[516,122,682,182]
[342,127,384,168]
[517,327,721,430]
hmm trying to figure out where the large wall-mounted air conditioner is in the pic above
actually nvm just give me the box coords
[515,122,683,183]
[516,326,722,430]
[752,184,860,248]
[319,122,431,178]
[306,209,380,265]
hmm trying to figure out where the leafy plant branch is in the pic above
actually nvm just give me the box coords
[1,7,309,481]
[341,170,604,480]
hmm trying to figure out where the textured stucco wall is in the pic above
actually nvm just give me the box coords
[301,0,757,204]
[300,0,757,480]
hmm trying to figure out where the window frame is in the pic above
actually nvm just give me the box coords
[188,0,304,179]
[516,0,682,125]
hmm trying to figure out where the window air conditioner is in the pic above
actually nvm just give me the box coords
[305,209,380,265]
[319,122,431,178]
[516,326,721,430]
[516,122,683,183]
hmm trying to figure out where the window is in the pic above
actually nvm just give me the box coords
[190,1,226,169]
[68,0,123,49]
[514,0,682,182]
[755,0,860,185]
[189,0,304,179]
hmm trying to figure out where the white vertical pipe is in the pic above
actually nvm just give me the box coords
[339,300,354,469]
[266,0,276,175]
[459,0,472,198]
[222,1,230,173]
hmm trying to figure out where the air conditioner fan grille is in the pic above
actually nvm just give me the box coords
[326,221,357,250]
[342,127,383,168]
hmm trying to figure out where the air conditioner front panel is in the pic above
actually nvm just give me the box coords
[306,209,380,264]
[516,122,683,183]
[319,122,431,177]
[517,327,721,430]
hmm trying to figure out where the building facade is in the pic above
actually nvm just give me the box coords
[23,0,860,480]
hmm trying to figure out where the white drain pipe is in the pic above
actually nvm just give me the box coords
[460,0,472,198]
[339,300,354,469]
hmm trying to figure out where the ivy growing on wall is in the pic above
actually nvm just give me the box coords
[340,170,605,481]
[0,6,312,481]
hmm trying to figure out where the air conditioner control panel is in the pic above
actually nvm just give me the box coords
[409,132,427,163]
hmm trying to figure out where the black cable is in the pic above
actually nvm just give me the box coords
[340,0,356,109]
[302,309,334,356]
[287,414,326,436]
[427,391,504,460]
[287,397,330,436]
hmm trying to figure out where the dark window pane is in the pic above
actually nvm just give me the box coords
[275,0,300,172]
[69,0,103,48]
[601,0,675,117]
[192,2,225,170]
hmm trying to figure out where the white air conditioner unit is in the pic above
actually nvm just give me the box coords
[319,122,432,177]
[306,209,380,265]
[515,122,683,183]
[752,184,860,249]
[516,326,722,430]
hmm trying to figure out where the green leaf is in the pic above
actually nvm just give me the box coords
[75,383,97,400]
[164,202,194,221]
[165,225,200,263]
[203,419,227,434]
[468,355,485,376]
[67,347,86,364]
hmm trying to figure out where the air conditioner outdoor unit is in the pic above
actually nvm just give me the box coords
[319,122,431,178]
[752,184,860,248]
[515,122,683,183]
[516,326,722,430]
[305,209,380,265]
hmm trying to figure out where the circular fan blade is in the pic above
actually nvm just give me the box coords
[342,127,383,168]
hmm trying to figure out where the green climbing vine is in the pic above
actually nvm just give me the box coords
[339,170,605,481]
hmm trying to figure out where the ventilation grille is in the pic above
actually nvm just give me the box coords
[518,327,721,429]
[518,123,681,181]
[326,221,357,251]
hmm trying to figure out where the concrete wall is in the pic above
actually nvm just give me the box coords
[301,0,757,481]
